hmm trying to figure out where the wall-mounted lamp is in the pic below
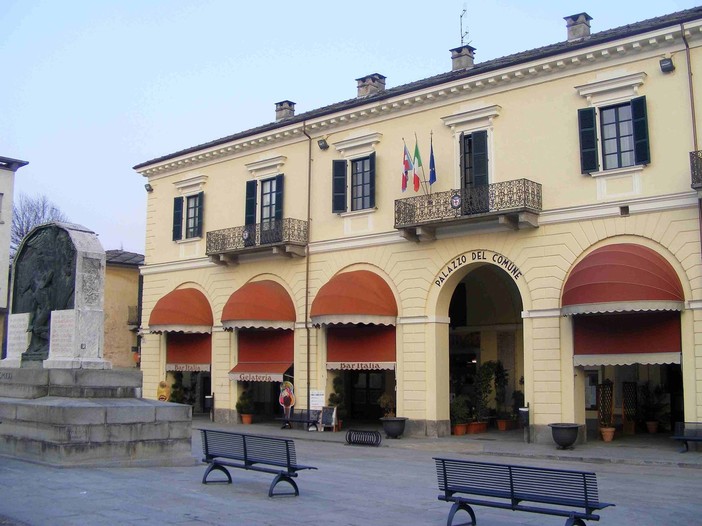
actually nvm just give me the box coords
[144,183,153,192]
[317,138,329,150]
[659,57,675,73]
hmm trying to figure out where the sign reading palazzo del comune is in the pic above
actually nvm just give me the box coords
[435,250,523,288]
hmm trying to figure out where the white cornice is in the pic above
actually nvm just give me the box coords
[136,21,702,178]
[333,132,382,157]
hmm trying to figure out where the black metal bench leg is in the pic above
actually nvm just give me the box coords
[681,440,689,453]
[202,463,232,484]
[268,474,299,497]
[564,517,586,526]
[446,501,476,526]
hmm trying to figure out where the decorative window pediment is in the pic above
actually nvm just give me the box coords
[174,175,207,195]
[245,156,287,179]
[575,72,647,106]
[333,133,382,158]
[441,105,501,134]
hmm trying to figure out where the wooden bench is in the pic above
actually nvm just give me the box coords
[199,429,317,497]
[672,421,702,452]
[434,457,614,526]
[279,408,321,431]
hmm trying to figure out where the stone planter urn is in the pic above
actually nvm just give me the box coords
[548,423,582,450]
[380,417,408,438]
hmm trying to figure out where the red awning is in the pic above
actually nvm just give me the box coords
[149,288,213,333]
[166,333,212,371]
[221,280,296,330]
[562,244,684,315]
[310,270,397,326]
[326,325,396,370]
[229,330,293,382]
[573,312,680,366]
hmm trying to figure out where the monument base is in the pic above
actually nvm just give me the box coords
[0,368,194,467]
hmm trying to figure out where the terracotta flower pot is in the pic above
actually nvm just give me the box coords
[600,426,615,442]
[467,421,488,434]
[240,414,253,424]
[452,423,468,435]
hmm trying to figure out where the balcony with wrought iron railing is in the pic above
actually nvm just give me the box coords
[394,178,542,241]
[206,218,308,264]
[690,151,702,190]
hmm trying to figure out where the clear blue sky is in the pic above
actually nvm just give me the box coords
[2,0,699,254]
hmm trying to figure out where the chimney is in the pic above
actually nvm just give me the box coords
[275,100,295,121]
[450,45,476,71]
[356,73,386,97]
[564,13,592,42]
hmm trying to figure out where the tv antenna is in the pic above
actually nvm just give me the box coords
[460,4,469,46]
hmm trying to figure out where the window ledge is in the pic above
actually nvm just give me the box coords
[587,164,645,178]
[339,207,377,218]
[176,237,202,244]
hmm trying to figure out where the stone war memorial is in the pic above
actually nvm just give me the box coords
[0,223,193,466]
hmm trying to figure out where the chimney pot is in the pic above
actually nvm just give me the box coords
[450,45,476,71]
[275,100,296,121]
[356,73,386,97]
[564,13,592,42]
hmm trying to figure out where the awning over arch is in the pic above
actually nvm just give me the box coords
[561,243,684,316]
[310,270,397,326]
[149,288,213,333]
[221,280,296,330]
[228,330,293,382]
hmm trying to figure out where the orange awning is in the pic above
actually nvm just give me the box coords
[221,280,295,330]
[310,270,397,326]
[149,288,213,333]
[326,325,396,370]
[562,244,684,315]
[229,330,294,382]
[166,333,211,370]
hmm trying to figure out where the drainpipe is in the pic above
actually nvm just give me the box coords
[682,24,702,260]
[302,124,313,417]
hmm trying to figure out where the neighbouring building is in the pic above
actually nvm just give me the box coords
[104,249,144,369]
[0,156,28,358]
[134,7,702,442]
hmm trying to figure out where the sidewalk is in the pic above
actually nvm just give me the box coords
[202,417,702,469]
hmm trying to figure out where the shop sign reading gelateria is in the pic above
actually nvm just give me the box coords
[231,373,279,382]
[166,363,211,372]
[326,362,396,371]
[435,250,522,287]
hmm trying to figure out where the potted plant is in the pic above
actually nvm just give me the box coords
[235,388,254,424]
[598,379,615,442]
[493,361,513,431]
[638,382,668,433]
[468,361,494,433]
[328,375,346,431]
[378,391,408,439]
[450,395,469,435]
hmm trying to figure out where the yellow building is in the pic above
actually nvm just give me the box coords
[103,249,143,369]
[134,8,702,442]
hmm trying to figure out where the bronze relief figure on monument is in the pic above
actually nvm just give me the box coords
[12,225,76,361]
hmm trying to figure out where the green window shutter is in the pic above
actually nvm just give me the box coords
[459,132,466,189]
[332,160,347,213]
[472,130,488,187]
[172,196,183,241]
[274,174,284,220]
[195,191,204,238]
[368,152,376,209]
[245,180,257,225]
[631,96,650,165]
[578,107,599,173]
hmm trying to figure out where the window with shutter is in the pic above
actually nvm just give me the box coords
[577,96,649,174]
[172,197,183,241]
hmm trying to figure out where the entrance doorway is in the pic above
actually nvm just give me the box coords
[447,264,524,420]
[349,371,385,420]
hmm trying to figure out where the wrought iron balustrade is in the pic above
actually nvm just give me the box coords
[691,151,702,189]
[394,178,542,229]
[206,218,308,255]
